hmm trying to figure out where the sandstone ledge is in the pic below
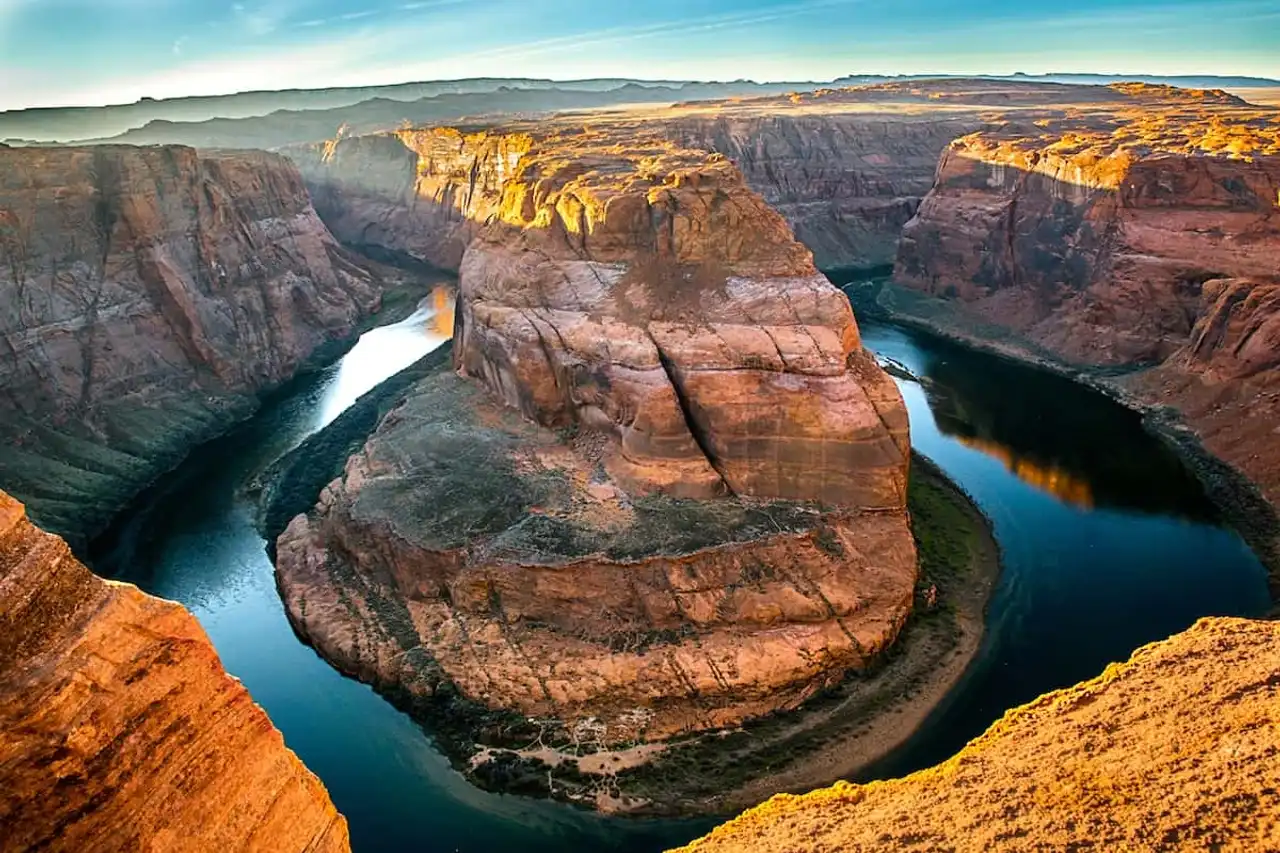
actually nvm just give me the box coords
[0,489,349,852]
[675,616,1280,853]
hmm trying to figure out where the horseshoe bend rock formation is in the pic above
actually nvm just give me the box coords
[894,107,1280,511]
[0,490,350,852]
[0,144,381,545]
[674,616,1280,853]
[275,130,916,776]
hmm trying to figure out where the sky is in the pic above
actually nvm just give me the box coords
[0,0,1277,111]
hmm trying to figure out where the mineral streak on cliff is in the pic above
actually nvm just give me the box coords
[0,489,350,853]
[274,126,921,803]
[0,145,383,546]
[674,617,1280,853]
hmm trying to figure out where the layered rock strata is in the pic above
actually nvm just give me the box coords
[675,617,1280,853]
[275,130,916,780]
[0,489,350,852]
[0,145,381,544]
[894,108,1280,510]
[662,114,980,271]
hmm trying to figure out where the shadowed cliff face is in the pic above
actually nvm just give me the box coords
[274,127,919,807]
[673,616,1280,853]
[0,145,381,545]
[290,115,975,276]
[663,114,981,271]
[0,490,350,853]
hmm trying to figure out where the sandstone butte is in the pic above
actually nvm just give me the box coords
[892,93,1280,522]
[0,488,350,852]
[0,144,384,547]
[274,126,919,784]
[674,616,1280,853]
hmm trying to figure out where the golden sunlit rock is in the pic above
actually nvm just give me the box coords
[675,617,1280,853]
[0,490,349,853]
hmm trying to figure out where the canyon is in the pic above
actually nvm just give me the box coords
[272,126,945,809]
[0,144,392,546]
[0,75,1278,850]
[0,488,350,852]
[889,89,1280,569]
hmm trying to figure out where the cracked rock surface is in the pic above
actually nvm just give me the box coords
[275,127,916,771]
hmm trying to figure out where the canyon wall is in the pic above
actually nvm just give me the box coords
[675,616,1280,852]
[288,116,974,275]
[275,127,918,804]
[0,145,381,544]
[0,489,350,852]
[664,114,979,270]
[894,117,1280,507]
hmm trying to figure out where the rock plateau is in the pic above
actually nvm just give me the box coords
[675,616,1280,853]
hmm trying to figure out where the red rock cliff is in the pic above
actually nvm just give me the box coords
[0,489,350,852]
[663,114,979,270]
[274,127,918,807]
[0,145,381,544]
[894,108,1280,509]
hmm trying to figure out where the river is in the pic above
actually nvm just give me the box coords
[90,289,1272,852]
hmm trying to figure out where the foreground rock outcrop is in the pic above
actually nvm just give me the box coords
[676,616,1280,853]
[0,490,349,852]
[275,128,919,808]
[0,145,382,544]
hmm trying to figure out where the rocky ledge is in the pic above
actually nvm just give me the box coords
[0,145,385,546]
[0,489,349,852]
[275,128,924,810]
[675,616,1280,852]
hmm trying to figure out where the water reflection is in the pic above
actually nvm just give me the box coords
[854,316,1270,782]
[952,435,1095,508]
[317,286,457,429]
[912,341,1218,520]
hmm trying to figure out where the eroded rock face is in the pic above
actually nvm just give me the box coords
[274,130,917,788]
[894,110,1280,507]
[0,489,349,852]
[454,131,909,507]
[0,145,380,544]
[665,114,980,270]
[291,117,973,275]
[277,367,916,747]
[674,617,1280,853]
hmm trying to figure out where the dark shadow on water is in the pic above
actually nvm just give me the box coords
[849,315,1271,783]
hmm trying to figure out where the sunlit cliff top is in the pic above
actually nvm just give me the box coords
[674,617,1280,853]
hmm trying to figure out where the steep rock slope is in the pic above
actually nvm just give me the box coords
[290,117,972,275]
[0,489,350,852]
[0,145,381,544]
[676,616,1280,853]
[894,106,1280,510]
[664,114,980,270]
[275,128,917,804]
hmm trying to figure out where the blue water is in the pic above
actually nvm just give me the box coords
[854,318,1271,778]
[90,298,1272,852]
